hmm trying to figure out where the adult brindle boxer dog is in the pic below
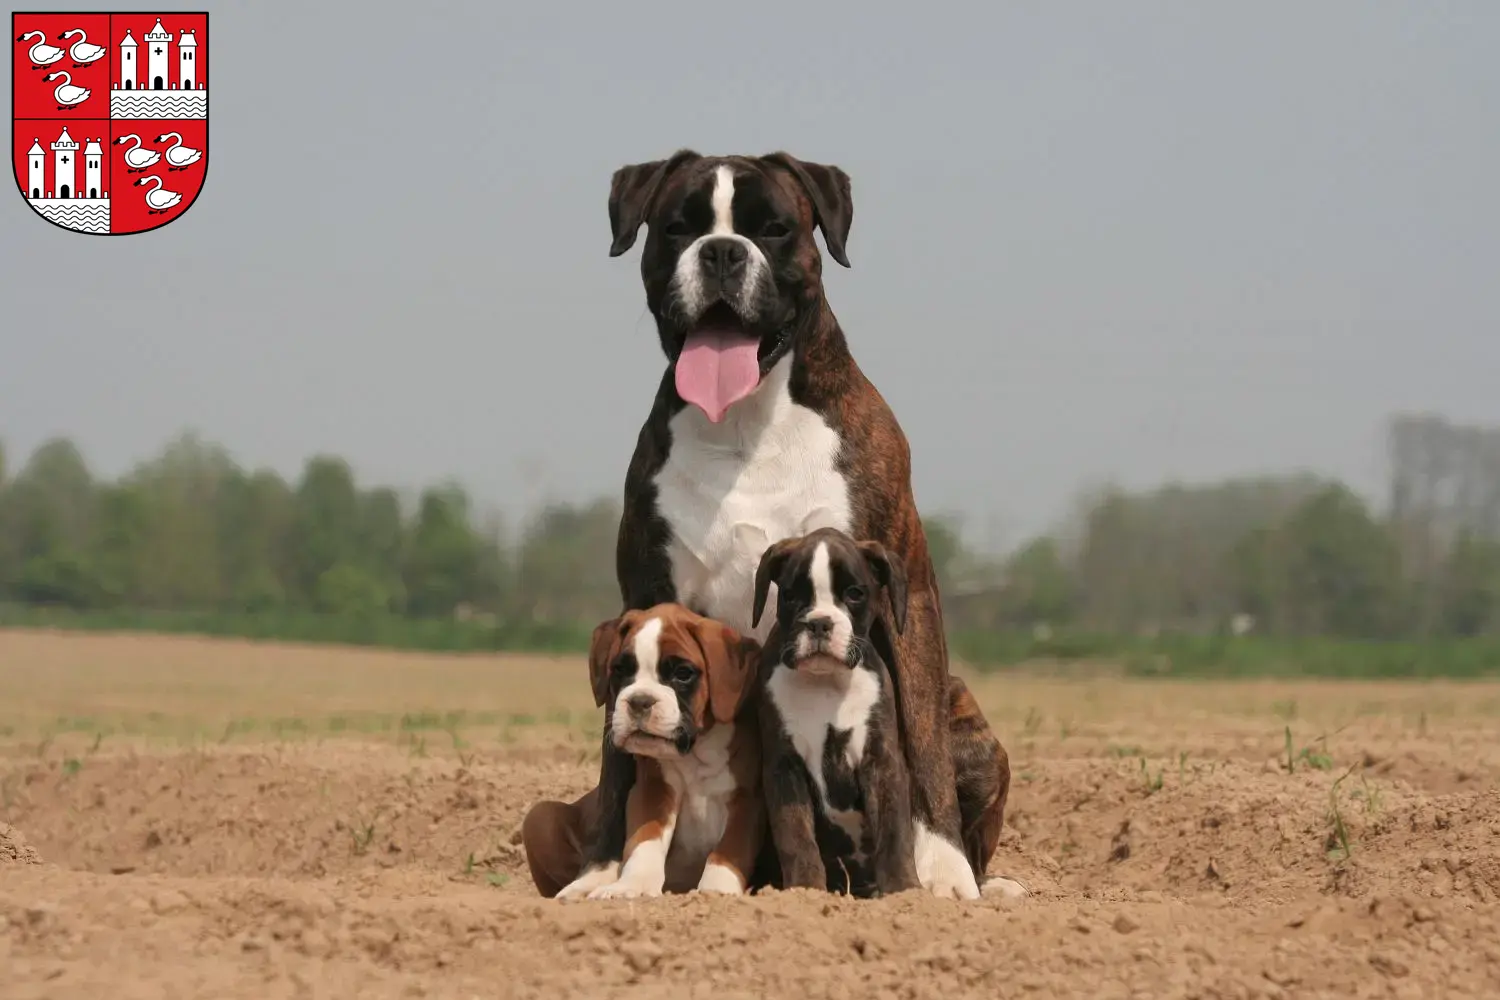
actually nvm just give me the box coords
[569,149,1017,901]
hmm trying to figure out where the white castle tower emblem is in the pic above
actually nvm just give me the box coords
[144,17,170,90]
[110,17,207,117]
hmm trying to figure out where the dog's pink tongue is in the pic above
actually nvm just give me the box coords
[674,329,762,423]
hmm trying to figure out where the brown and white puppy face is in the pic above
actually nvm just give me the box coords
[605,151,854,422]
[588,604,761,759]
[752,528,908,676]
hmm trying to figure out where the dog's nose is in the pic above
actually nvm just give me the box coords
[626,693,655,717]
[698,237,748,281]
[803,616,834,640]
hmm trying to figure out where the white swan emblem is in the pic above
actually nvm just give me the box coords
[114,133,162,171]
[59,29,106,66]
[135,175,182,213]
[154,132,202,170]
[16,30,65,68]
[41,70,90,109]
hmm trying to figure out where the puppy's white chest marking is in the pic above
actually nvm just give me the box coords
[658,724,737,889]
[766,665,881,841]
[655,358,853,644]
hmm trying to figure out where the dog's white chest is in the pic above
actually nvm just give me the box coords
[653,360,853,643]
[659,724,737,890]
[766,665,880,841]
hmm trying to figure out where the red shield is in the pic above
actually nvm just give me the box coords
[12,11,207,235]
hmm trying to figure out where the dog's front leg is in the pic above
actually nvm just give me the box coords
[696,786,764,896]
[889,599,979,900]
[588,761,678,899]
[863,723,922,897]
[557,730,635,899]
[762,748,826,889]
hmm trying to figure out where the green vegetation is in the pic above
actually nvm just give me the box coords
[2,411,1499,677]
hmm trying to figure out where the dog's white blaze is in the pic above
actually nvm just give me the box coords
[670,164,773,325]
[793,541,857,662]
[913,818,981,901]
[609,616,681,746]
[709,164,735,234]
[656,357,853,645]
[766,662,881,845]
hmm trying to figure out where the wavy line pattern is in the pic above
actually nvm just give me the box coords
[29,202,110,233]
[110,94,207,119]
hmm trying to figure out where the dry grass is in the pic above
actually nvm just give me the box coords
[4,627,1498,771]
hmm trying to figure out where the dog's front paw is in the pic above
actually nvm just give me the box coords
[981,875,1030,900]
[587,877,663,901]
[693,861,745,896]
[556,862,619,901]
[913,823,981,901]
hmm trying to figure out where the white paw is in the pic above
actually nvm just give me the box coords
[556,862,619,901]
[981,875,1030,900]
[693,861,745,896]
[913,821,981,901]
[587,877,663,900]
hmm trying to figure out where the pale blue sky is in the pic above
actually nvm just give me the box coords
[4,1,1498,550]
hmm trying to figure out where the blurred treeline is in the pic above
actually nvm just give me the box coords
[2,413,1498,675]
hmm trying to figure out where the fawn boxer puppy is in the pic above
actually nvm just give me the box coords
[751,527,922,897]
[522,604,766,899]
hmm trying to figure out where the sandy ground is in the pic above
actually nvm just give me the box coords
[2,630,1499,999]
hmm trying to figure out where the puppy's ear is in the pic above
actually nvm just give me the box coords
[752,537,800,630]
[858,540,908,635]
[608,149,699,257]
[760,152,853,268]
[690,617,762,725]
[587,614,630,707]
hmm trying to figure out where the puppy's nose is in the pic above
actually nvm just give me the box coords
[698,237,748,281]
[803,617,834,640]
[626,693,655,717]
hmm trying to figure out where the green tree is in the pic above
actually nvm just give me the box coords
[402,484,481,618]
[287,456,361,602]
[1275,486,1407,637]
[1001,537,1075,625]
[1438,532,1500,636]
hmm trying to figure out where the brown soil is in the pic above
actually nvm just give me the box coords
[1,823,42,865]
[2,630,1499,998]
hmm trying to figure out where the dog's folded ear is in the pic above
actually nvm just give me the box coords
[760,152,853,268]
[858,540,908,635]
[751,536,801,630]
[689,617,762,725]
[608,149,700,257]
[587,613,632,707]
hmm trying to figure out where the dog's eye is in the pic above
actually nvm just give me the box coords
[844,585,867,604]
[760,221,791,239]
[669,662,698,685]
[663,220,690,238]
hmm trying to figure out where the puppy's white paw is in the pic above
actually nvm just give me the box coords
[981,875,1030,900]
[555,862,619,901]
[693,861,745,896]
[913,821,981,901]
[587,877,663,900]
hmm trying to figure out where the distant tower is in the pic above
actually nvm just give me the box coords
[84,137,103,198]
[144,18,172,90]
[119,29,137,89]
[178,30,196,89]
[52,126,79,200]
[27,139,44,199]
